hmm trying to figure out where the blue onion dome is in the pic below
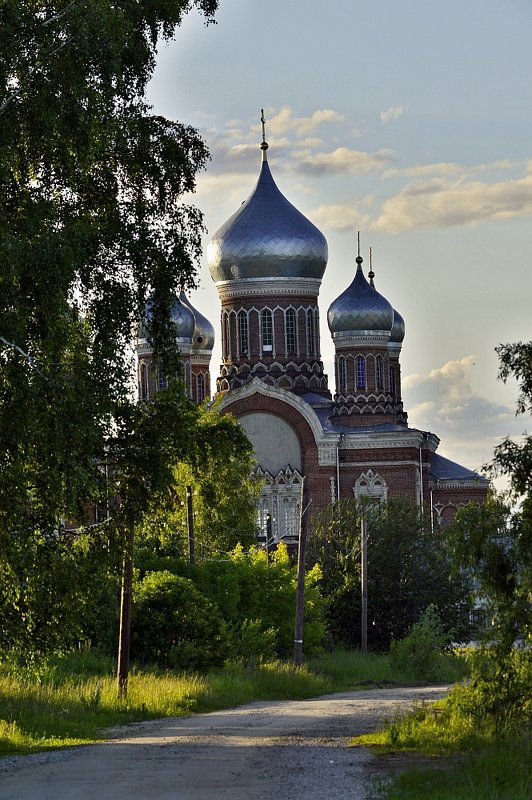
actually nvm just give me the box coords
[390,307,405,344]
[179,292,215,353]
[327,255,394,336]
[207,159,328,283]
[170,297,195,344]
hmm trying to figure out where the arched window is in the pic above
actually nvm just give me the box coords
[157,369,168,391]
[184,360,192,398]
[338,355,347,392]
[238,310,249,355]
[139,362,149,400]
[356,355,366,389]
[223,313,230,359]
[389,365,396,395]
[285,308,296,353]
[306,309,315,355]
[375,355,383,390]
[261,308,273,351]
[196,373,205,403]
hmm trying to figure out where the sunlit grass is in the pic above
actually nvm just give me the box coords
[0,647,468,758]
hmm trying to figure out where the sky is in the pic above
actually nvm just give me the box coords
[147,0,532,484]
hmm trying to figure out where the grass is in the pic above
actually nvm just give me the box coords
[354,649,531,800]
[0,647,466,757]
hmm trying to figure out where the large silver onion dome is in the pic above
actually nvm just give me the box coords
[170,297,195,343]
[390,307,405,343]
[179,292,215,352]
[327,256,394,336]
[207,161,328,283]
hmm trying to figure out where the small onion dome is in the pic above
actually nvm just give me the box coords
[390,307,405,344]
[170,297,195,344]
[207,161,328,283]
[327,256,394,336]
[179,292,215,352]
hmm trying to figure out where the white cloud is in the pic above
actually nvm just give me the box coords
[382,159,513,179]
[403,356,522,474]
[265,106,346,137]
[307,203,369,232]
[372,171,532,232]
[380,105,405,124]
[298,147,395,176]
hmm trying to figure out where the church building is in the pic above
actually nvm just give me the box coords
[137,123,489,546]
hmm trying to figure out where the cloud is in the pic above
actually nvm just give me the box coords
[372,171,532,232]
[265,106,346,137]
[307,203,370,232]
[382,159,513,179]
[403,356,522,474]
[297,147,395,176]
[380,105,405,125]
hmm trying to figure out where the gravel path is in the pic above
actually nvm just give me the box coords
[0,685,451,800]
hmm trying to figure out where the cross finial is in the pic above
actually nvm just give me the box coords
[355,230,363,268]
[260,108,269,161]
[368,246,375,286]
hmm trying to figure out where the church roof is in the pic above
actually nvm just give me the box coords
[207,158,328,284]
[327,255,394,337]
[429,453,488,484]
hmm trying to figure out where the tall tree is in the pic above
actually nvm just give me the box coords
[0,2,219,657]
[308,497,472,651]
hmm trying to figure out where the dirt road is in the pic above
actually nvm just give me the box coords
[0,685,450,800]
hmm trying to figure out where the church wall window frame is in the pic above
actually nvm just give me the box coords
[139,361,149,400]
[375,354,384,390]
[389,365,396,395]
[157,369,168,391]
[306,308,315,355]
[285,307,297,354]
[338,355,347,393]
[196,372,205,403]
[356,355,366,389]
[261,308,273,352]
[238,309,249,356]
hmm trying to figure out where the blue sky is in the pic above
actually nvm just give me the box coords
[147,0,532,483]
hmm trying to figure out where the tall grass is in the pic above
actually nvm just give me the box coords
[0,647,468,758]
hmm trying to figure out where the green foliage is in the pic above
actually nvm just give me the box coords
[389,606,449,683]
[131,570,227,671]
[0,2,219,658]
[192,544,327,660]
[309,497,472,651]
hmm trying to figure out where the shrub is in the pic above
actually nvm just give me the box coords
[389,605,448,682]
[131,571,227,670]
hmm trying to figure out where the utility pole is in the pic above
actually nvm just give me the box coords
[361,514,368,655]
[266,513,272,563]
[117,518,134,699]
[293,478,307,666]
[186,485,195,565]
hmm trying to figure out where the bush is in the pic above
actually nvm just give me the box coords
[131,571,227,670]
[389,605,448,682]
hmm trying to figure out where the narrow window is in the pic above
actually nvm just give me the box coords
[285,308,296,353]
[223,313,230,359]
[356,355,366,389]
[306,309,315,355]
[338,356,347,392]
[376,355,383,390]
[196,373,205,403]
[261,308,273,351]
[389,365,396,395]
[157,369,168,391]
[184,360,192,398]
[238,310,249,355]
[139,362,149,400]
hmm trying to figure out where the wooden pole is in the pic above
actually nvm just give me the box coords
[117,522,134,699]
[186,485,195,565]
[361,514,368,654]
[293,478,307,666]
